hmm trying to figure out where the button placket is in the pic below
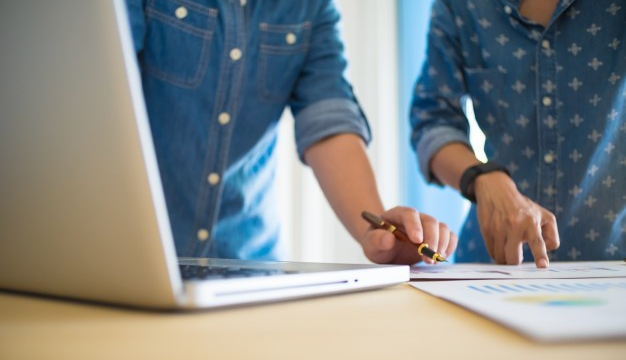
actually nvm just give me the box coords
[190,2,247,257]
[536,30,559,209]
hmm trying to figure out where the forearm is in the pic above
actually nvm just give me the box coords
[304,133,384,244]
[430,142,482,190]
[431,142,518,198]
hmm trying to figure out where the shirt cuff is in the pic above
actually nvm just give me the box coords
[294,98,371,163]
[417,126,471,185]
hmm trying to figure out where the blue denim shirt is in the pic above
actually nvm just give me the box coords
[126,0,370,259]
[411,0,625,262]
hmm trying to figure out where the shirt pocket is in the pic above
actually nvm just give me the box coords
[258,22,311,103]
[463,67,506,136]
[142,0,217,88]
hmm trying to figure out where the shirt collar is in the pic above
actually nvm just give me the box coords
[498,0,580,28]
[498,0,580,12]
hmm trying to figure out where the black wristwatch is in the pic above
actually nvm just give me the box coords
[459,162,510,203]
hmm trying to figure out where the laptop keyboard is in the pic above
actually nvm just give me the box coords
[179,264,291,281]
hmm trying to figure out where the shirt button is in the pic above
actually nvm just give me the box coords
[542,96,552,107]
[197,229,209,241]
[504,5,512,15]
[544,153,555,164]
[229,48,242,61]
[208,173,220,185]
[218,112,231,125]
[285,32,297,45]
[541,39,550,50]
[175,6,188,20]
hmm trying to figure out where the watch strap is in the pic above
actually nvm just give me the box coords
[459,162,510,203]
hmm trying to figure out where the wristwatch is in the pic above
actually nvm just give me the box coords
[459,162,510,203]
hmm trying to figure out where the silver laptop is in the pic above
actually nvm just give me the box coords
[0,0,408,309]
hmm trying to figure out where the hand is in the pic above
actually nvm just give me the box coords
[473,172,560,267]
[360,206,458,265]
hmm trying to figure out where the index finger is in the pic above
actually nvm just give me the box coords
[526,224,549,268]
[381,207,424,244]
[541,210,560,251]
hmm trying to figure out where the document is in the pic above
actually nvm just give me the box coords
[411,278,626,341]
[410,261,626,280]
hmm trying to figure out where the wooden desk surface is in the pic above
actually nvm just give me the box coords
[1,284,624,360]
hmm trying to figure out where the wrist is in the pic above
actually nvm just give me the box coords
[459,162,511,203]
[473,171,514,200]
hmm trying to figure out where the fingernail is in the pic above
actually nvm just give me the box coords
[538,259,548,268]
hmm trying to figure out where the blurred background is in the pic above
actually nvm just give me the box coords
[276,0,486,264]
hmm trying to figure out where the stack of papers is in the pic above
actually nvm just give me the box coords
[409,261,626,341]
[410,261,626,280]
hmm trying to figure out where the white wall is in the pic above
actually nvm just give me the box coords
[276,0,400,264]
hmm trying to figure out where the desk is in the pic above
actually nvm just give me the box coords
[1,284,624,360]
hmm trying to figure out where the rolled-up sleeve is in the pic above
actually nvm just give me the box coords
[410,0,471,185]
[294,98,370,160]
[289,0,371,162]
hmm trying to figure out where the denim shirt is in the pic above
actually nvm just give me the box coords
[411,0,625,261]
[126,0,370,259]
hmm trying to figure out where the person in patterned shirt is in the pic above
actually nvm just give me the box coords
[410,0,625,266]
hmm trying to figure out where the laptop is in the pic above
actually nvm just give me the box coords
[0,0,408,309]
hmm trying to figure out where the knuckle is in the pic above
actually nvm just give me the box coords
[399,206,417,214]
[420,213,434,222]
[506,215,519,226]
[521,213,540,227]
[400,207,420,219]
[532,216,542,227]
[530,236,545,246]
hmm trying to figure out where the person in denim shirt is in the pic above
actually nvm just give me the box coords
[126,0,457,263]
[411,0,625,266]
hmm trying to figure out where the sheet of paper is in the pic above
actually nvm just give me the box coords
[411,261,626,280]
[411,278,626,341]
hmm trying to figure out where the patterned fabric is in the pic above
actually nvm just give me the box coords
[410,0,626,261]
[126,0,370,259]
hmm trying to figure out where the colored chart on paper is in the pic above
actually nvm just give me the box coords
[411,278,626,341]
[466,279,626,294]
[505,295,605,307]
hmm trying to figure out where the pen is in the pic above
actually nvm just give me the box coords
[361,211,447,262]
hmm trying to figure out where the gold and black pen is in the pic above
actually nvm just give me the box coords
[361,211,447,262]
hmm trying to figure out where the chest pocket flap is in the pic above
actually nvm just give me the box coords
[258,22,311,102]
[142,0,218,88]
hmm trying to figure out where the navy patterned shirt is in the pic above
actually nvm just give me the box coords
[410,0,625,262]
